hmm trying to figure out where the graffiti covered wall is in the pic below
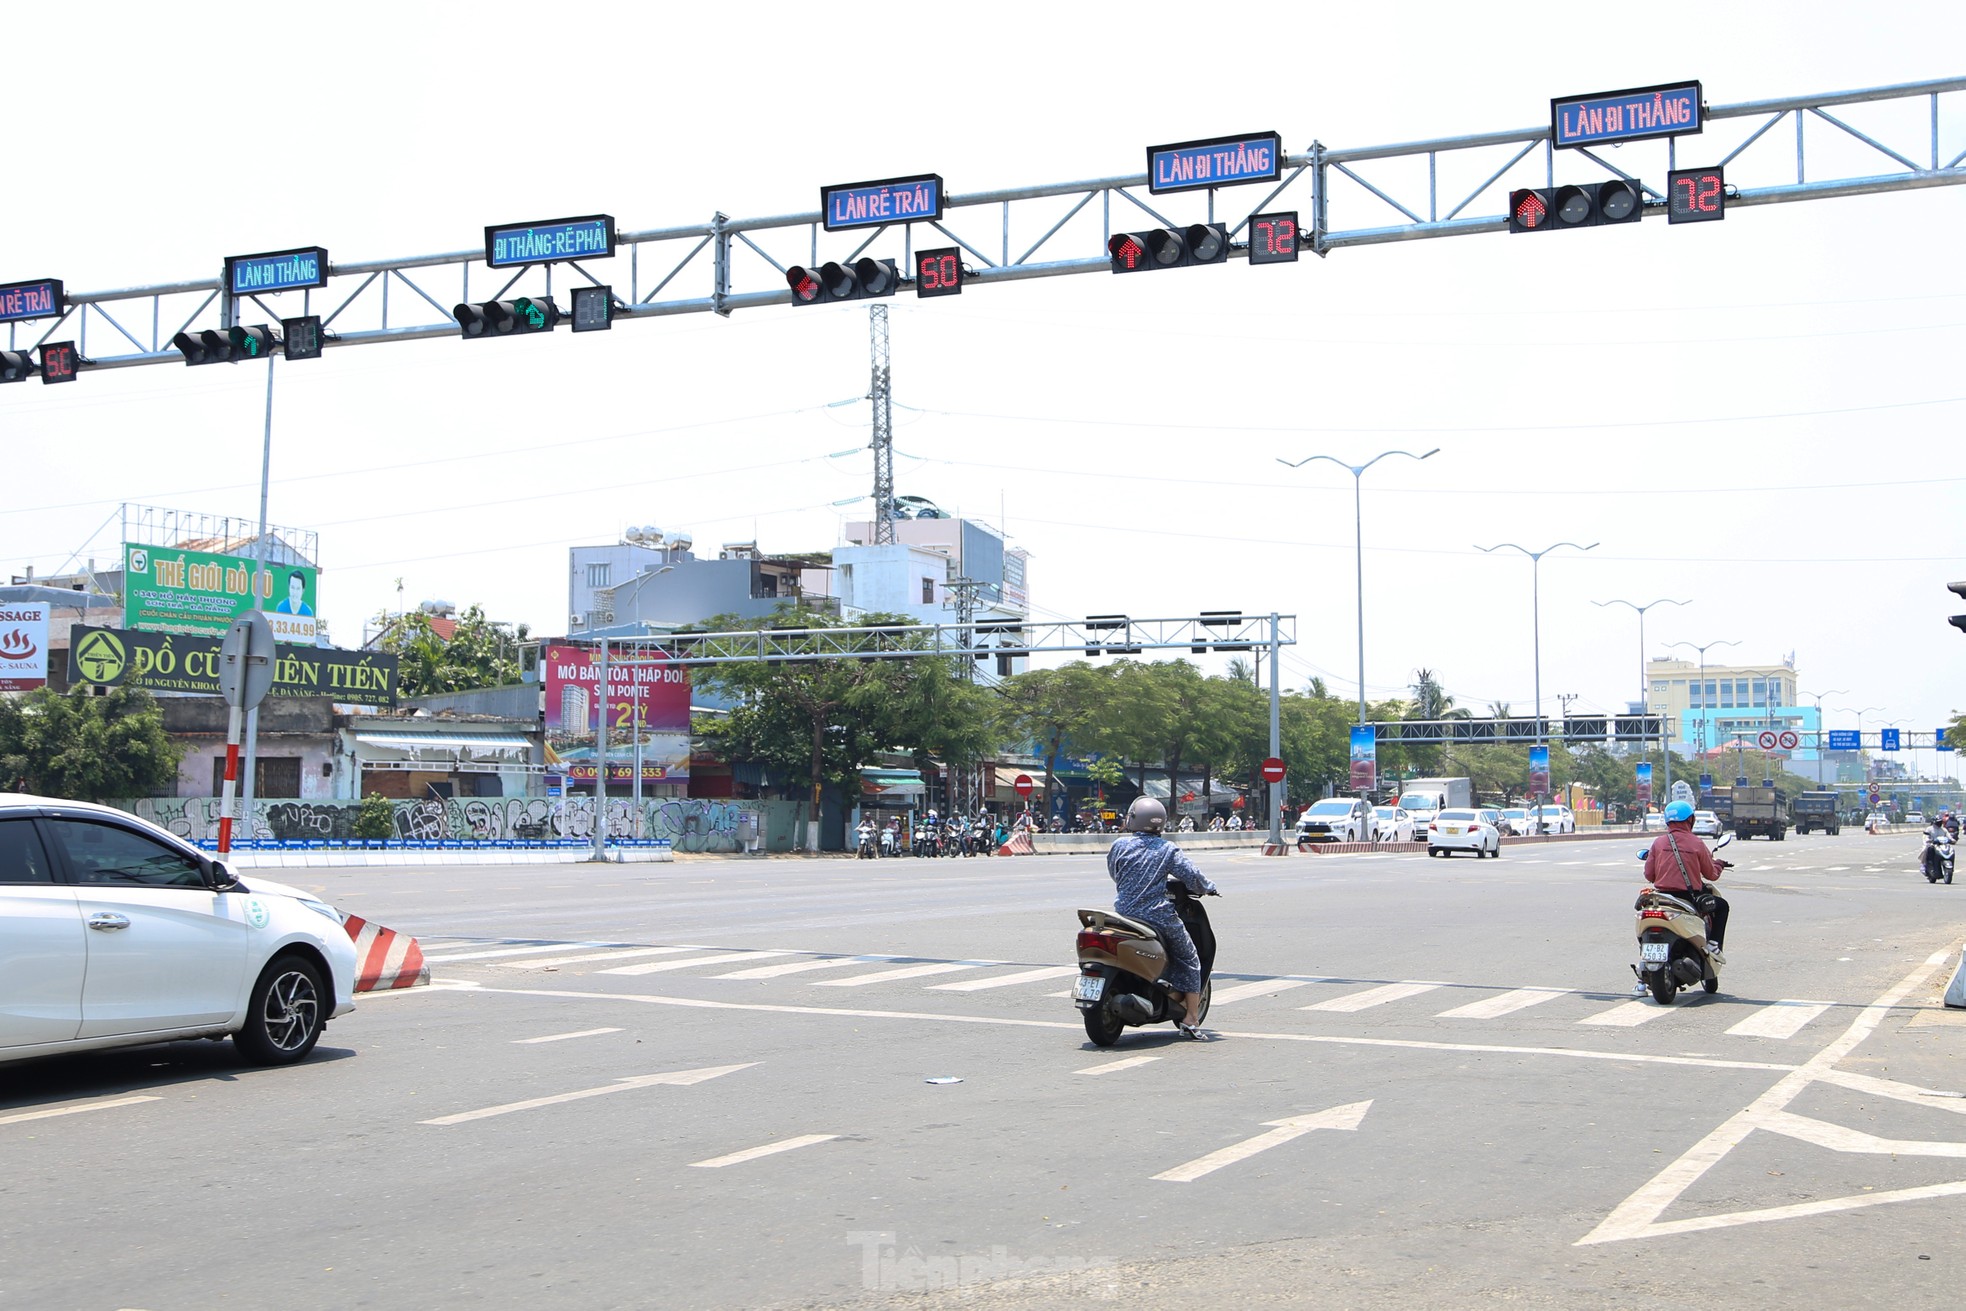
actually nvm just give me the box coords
[126,796,791,853]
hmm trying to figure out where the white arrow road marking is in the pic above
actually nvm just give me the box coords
[690,1133,839,1168]
[419,1063,756,1126]
[1075,1055,1161,1076]
[1578,947,1959,1245]
[1300,982,1442,1012]
[1206,978,1319,1006]
[930,965,1081,992]
[1725,1000,1834,1040]
[0,1095,160,1126]
[1153,1101,1372,1182]
[1437,987,1572,1019]
[601,951,794,976]
[512,1027,624,1044]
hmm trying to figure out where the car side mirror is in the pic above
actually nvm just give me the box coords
[208,860,241,892]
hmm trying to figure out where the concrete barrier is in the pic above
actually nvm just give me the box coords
[1026,832,1266,856]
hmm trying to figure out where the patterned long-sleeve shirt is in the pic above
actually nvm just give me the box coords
[1107,833,1217,918]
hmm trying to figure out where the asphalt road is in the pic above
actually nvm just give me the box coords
[7,830,1966,1311]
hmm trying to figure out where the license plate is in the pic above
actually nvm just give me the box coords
[1444,826,1462,835]
[1073,975,1106,1002]
[1641,942,1671,962]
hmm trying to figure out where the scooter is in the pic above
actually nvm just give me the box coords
[1922,831,1956,884]
[1632,832,1733,1005]
[879,827,897,858]
[855,829,877,860]
[1073,877,1218,1046]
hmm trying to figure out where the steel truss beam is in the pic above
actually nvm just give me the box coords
[1373,716,1665,745]
[10,77,1963,371]
[595,614,1294,667]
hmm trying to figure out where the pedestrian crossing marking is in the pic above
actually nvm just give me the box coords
[817,962,994,987]
[423,942,611,963]
[1300,981,1444,1012]
[1208,979,1319,1006]
[494,946,704,970]
[713,956,886,980]
[1580,999,1668,1027]
[600,950,794,977]
[1437,987,1572,1019]
[929,966,1080,992]
[1724,1000,1833,1040]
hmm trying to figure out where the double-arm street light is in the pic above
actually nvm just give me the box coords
[1665,638,1739,763]
[1593,597,1689,800]
[1835,705,1885,784]
[1475,540,1598,751]
[1803,688,1848,786]
[1278,447,1440,727]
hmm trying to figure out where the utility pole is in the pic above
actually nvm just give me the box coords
[870,305,895,545]
[942,575,983,814]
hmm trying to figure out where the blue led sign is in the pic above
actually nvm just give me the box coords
[821,175,943,232]
[0,278,63,323]
[1552,81,1702,149]
[484,215,616,269]
[225,247,328,296]
[1147,133,1282,195]
[1827,729,1860,751]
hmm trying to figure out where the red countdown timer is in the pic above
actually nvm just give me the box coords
[915,246,962,298]
[1667,166,1725,224]
[38,341,78,384]
[1248,211,1299,263]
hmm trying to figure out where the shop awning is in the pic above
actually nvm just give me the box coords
[861,767,926,797]
[354,733,533,758]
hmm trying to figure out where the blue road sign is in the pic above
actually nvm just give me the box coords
[1940,727,1953,753]
[1827,729,1861,751]
[1551,81,1702,149]
[225,247,328,296]
[484,215,615,268]
[1146,132,1283,194]
[821,174,943,231]
[0,278,62,323]
[1880,728,1902,752]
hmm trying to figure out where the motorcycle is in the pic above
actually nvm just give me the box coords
[879,827,897,858]
[856,828,877,860]
[1632,832,1733,1005]
[1923,831,1956,884]
[912,828,940,858]
[1073,877,1218,1046]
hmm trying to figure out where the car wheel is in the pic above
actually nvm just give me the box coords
[234,953,328,1066]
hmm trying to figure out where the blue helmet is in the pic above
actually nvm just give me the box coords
[1664,800,1695,823]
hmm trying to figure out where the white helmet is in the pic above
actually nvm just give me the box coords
[1123,797,1167,833]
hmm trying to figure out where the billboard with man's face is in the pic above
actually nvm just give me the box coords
[123,543,318,644]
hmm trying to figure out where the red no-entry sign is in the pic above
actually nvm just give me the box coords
[1013,774,1034,798]
[1260,757,1286,783]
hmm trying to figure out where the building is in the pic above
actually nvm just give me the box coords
[567,527,835,635]
[1644,656,1818,764]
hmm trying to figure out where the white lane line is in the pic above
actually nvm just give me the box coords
[1437,987,1573,1020]
[1299,981,1443,1013]
[1152,1101,1372,1183]
[420,1063,756,1126]
[423,942,612,963]
[600,951,794,976]
[689,1133,839,1168]
[495,946,707,970]
[1207,978,1319,1006]
[1076,1055,1162,1076]
[0,1095,161,1126]
[1724,1000,1835,1040]
[713,956,885,980]
[1579,1000,1669,1027]
[816,962,996,987]
[930,966,1081,992]
[512,1027,625,1044]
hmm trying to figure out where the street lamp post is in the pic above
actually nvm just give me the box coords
[1665,638,1740,777]
[1278,447,1440,727]
[1476,540,1598,825]
[1803,689,1847,787]
[1592,597,1689,806]
[1839,706,1884,785]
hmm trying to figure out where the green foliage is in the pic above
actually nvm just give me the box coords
[378,604,529,699]
[994,662,1108,800]
[352,793,396,840]
[0,687,182,803]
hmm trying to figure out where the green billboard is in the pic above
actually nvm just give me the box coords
[123,542,318,643]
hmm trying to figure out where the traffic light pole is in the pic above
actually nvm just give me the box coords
[239,353,276,827]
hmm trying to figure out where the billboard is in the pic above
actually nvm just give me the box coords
[123,542,318,644]
[0,603,50,691]
[542,643,691,783]
[1634,762,1653,809]
[1528,745,1551,796]
[1348,725,1377,792]
[66,624,396,706]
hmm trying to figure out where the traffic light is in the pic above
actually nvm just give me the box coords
[1106,224,1230,273]
[281,315,324,360]
[0,350,35,382]
[228,325,278,359]
[171,329,235,365]
[454,296,560,338]
[785,258,898,305]
[1949,581,1966,633]
[1508,181,1644,233]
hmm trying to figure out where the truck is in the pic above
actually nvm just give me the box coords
[1730,785,1788,841]
[1395,777,1473,835]
[1791,790,1841,835]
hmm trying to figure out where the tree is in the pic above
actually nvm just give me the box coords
[379,605,529,699]
[995,663,1107,810]
[0,687,181,802]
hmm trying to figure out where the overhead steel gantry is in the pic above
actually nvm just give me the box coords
[7,75,1964,371]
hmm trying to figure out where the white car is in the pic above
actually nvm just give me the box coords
[1370,805,1415,843]
[1690,810,1722,838]
[0,795,357,1068]
[1641,811,1668,832]
[1296,797,1371,844]
[1524,803,1576,835]
[1907,812,1927,827]
[1428,807,1501,858]
[1498,807,1531,837]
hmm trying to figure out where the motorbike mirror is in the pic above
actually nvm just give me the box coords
[1712,833,1735,852]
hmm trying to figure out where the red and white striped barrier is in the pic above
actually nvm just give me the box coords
[343,914,429,992]
[997,832,1037,856]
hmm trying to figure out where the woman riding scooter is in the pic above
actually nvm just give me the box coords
[1108,797,1218,1037]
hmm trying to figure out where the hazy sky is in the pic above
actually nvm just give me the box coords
[4,3,1961,776]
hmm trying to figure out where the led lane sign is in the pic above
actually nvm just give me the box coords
[484,215,616,269]
[0,278,63,323]
[225,247,328,296]
[821,174,943,232]
[1552,81,1702,149]
[1248,211,1299,264]
[1147,133,1281,195]
[914,247,963,298]
[1667,166,1725,223]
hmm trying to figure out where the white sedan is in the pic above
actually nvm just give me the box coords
[1370,805,1415,843]
[1498,807,1531,837]
[1525,804,1576,834]
[1427,808,1502,858]
[0,795,357,1068]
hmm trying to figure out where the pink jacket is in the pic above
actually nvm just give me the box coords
[1645,829,1718,894]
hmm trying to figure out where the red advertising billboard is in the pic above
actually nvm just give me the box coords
[542,643,691,733]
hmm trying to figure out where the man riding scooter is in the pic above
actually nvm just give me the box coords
[1645,799,1730,958]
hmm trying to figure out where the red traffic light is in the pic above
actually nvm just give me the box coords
[1509,189,1550,232]
[1107,233,1149,272]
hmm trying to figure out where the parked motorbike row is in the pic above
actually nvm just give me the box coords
[856,820,1003,860]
